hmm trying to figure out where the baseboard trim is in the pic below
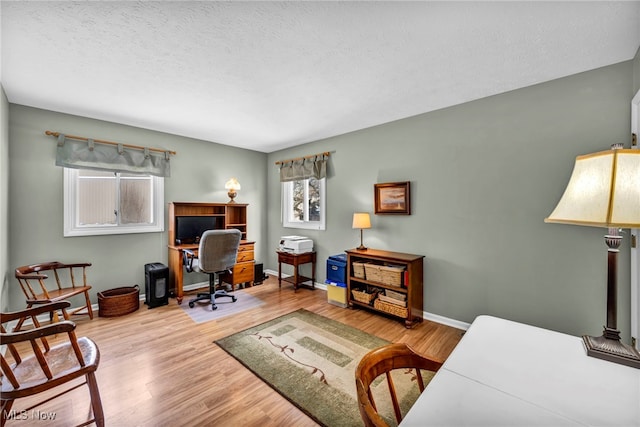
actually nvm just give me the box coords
[264,268,279,277]
[264,269,327,291]
[265,269,468,330]
[7,273,468,337]
[423,312,470,331]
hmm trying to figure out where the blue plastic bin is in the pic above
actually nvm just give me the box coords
[326,253,347,284]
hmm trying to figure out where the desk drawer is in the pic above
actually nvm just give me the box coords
[278,252,295,264]
[232,261,254,283]
[237,250,254,263]
[238,243,254,252]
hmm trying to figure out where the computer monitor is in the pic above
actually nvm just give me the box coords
[175,216,221,245]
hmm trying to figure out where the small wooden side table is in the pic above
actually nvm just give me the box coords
[277,251,316,291]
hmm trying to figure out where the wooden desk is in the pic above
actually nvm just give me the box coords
[168,240,254,304]
[400,315,640,426]
[167,202,252,304]
[277,251,316,291]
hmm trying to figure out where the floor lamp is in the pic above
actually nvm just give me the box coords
[545,143,640,368]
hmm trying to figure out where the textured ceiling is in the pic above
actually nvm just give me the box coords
[2,1,640,153]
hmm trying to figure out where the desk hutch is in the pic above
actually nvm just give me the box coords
[167,202,254,304]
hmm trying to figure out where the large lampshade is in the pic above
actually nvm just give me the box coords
[545,148,640,228]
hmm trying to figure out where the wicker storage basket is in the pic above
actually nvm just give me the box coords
[364,264,382,282]
[378,294,407,307]
[98,285,140,317]
[352,262,366,279]
[385,289,406,301]
[351,289,376,304]
[374,298,408,318]
[380,265,405,287]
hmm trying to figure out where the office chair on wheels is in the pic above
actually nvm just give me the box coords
[183,229,241,310]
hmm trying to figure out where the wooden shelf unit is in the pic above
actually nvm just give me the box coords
[167,202,253,304]
[346,248,424,328]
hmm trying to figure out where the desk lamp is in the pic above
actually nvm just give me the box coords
[545,143,640,368]
[225,178,241,203]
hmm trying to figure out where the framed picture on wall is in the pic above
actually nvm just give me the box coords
[374,181,411,215]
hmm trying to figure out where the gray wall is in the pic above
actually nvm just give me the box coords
[7,105,267,310]
[267,60,636,339]
[1,87,8,312]
[634,45,640,94]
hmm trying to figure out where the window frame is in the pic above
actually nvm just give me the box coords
[281,177,326,231]
[63,168,164,237]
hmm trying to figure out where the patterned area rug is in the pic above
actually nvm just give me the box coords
[215,309,434,427]
[179,289,264,323]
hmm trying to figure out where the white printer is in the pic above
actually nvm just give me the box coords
[279,235,314,254]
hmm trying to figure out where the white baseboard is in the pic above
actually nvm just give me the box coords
[264,268,278,277]
[423,312,470,331]
[264,269,327,291]
[265,269,468,330]
[8,273,468,337]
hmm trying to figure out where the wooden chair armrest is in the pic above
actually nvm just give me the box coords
[26,299,56,305]
[0,321,76,345]
[15,272,49,280]
[15,261,60,277]
[0,301,71,322]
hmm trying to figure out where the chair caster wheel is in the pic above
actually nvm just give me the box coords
[188,302,194,308]
[211,305,218,310]
[232,296,237,302]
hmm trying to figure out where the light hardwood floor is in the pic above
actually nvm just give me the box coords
[5,275,464,427]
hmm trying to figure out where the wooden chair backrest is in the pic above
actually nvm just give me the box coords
[15,261,91,300]
[0,301,84,390]
[1,301,103,427]
[355,343,443,427]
